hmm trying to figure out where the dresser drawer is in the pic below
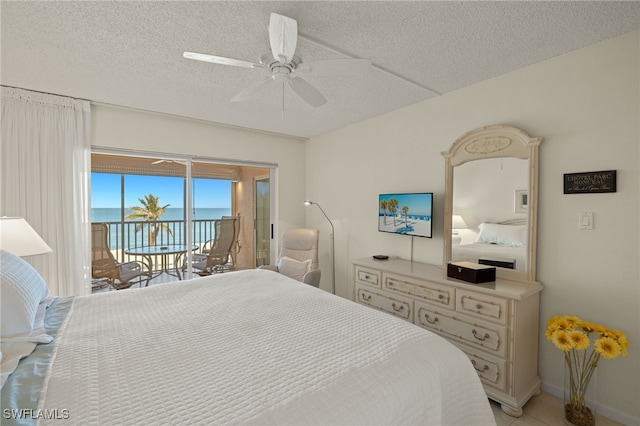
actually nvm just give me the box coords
[456,289,508,324]
[355,266,381,287]
[461,348,507,392]
[384,272,454,309]
[355,284,412,320]
[415,302,507,357]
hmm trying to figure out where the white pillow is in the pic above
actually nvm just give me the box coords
[475,223,526,247]
[0,249,50,340]
[277,256,312,282]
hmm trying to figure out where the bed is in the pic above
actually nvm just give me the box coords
[452,221,527,271]
[1,249,495,425]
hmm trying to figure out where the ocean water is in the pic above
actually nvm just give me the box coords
[92,208,232,249]
[92,207,231,222]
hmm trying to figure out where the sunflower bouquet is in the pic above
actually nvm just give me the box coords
[546,315,629,426]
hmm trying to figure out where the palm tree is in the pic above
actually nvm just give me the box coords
[388,198,399,226]
[402,205,409,228]
[126,194,172,245]
[380,200,389,225]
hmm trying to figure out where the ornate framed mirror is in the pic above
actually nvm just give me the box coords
[442,125,543,282]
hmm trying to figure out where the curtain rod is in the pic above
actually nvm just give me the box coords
[1,84,91,102]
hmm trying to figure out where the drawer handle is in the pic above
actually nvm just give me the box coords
[365,274,370,280]
[388,280,394,286]
[476,303,482,309]
[471,360,489,372]
[424,314,438,324]
[391,303,404,312]
[472,329,491,341]
[438,294,444,299]
[361,293,372,301]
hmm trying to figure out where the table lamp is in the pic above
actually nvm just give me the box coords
[451,214,468,245]
[0,217,52,257]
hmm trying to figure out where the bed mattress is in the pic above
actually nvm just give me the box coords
[5,269,495,425]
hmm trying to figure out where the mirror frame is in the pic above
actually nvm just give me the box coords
[442,125,543,282]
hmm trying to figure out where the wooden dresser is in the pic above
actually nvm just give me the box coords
[352,256,543,417]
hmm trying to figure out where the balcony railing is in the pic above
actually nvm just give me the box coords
[96,219,219,264]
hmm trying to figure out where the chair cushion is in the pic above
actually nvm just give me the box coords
[277,256,312,282]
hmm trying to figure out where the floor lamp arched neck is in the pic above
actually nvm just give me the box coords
[304,201,335,295]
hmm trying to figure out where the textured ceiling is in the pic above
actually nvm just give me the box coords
[2,1,639,138]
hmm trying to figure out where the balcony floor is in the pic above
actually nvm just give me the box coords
[91,268,241,294]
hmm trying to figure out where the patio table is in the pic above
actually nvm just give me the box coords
[125,244,199,283]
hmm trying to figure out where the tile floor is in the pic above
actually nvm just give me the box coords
[491,392,623,426]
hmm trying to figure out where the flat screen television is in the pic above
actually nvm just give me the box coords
[378,192,433,238]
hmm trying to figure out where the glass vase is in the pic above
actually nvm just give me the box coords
[564,358,597,426]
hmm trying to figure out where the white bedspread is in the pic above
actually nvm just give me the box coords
[38,269,495,425]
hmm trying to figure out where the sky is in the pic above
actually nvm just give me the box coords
[91,173,231,209]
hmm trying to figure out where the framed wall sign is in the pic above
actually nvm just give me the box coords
[564,170,617,194]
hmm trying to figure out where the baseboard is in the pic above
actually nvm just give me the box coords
[541,381,639,426]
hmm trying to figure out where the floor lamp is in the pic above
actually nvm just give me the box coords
[303,201,335,295]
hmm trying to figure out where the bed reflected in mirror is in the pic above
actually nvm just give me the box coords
[451,157,528,272]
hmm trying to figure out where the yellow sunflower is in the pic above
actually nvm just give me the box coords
[547,315,562,327]
[579,320,598,333]
[565,316,581,327]
[545,327,556,342]
[617,334,630,357]
[594,337,622,359]
[569,330,590,350]
[553,317,572,332]
[552,330,574,352]
[592,324,607,336]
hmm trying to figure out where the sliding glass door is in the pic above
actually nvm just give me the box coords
[91,151,273,287]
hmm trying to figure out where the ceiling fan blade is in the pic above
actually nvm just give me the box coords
[231,76,275,103]
[287,76,327,107]
[295,58,371,76]
[151,159,187,166]
[183,52,264,69]
[269,13,297,64]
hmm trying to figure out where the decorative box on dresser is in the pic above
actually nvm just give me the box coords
[352,256,543,417]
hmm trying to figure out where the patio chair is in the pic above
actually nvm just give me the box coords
[202,215,241,271]
[222,215,241,270]
[91,223,151,290]
[190,218,236,275]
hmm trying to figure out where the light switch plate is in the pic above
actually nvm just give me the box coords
[579,212,593,230]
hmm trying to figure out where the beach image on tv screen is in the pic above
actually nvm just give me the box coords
[379,193,432,238]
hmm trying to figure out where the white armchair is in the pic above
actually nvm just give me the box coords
[259,228,321,287]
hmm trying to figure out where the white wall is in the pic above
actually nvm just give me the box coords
[306,31,639,423]
[91,104,308,252]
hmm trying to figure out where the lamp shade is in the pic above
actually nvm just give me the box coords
[0,217,52,257]
[452,215,468,230]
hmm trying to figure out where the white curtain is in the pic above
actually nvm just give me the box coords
[1,87,91,296]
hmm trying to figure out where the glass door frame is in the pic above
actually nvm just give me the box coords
[92,147,278,280]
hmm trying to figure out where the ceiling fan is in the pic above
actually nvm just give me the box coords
[183,13,371,107]
[151,159,187,166]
